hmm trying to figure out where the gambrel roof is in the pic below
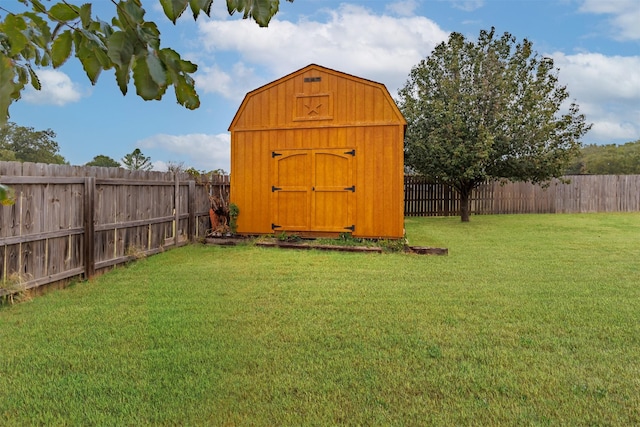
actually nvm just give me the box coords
[229,64,406,131]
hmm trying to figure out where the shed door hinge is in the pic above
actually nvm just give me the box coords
[344,186,355,192]
[272,223,282,230]
[272,151,282,158]
[272,186,282,192]
[344,225,355,232]
[344,149,355,156]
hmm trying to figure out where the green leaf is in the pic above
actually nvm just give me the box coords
[76,42,102,84]
[179,58,198,73]
[227,0,282,27]
[162,48,198,74]
[15,64,29,85]
[90,18,113,38]
[114,65,130,95]
[27,64,41,90]
[119,0,145,24]
[4,15,29,56]
[41,52,51,67]
[160,0,189,24]
[79,3,92,28]
[107,32,133,68]
[160,49,199,109]
[48,2,80,22]
[0,57,23,126]
[175,76,200,109]
[23,11,53,44]
[189,0,214,19]
[29,0,46,13]
[94,46,112,69]
[78,54,102,84]
[146,50,167,86]
[132,56,165,100]
[78,28,106,50]
[137,22,161,50]
[51,30,73,68]
[77,29,110,68]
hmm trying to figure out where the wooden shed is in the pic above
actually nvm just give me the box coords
[229,64,406,238]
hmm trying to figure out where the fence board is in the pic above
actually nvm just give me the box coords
[0,162,224,296]
[405,175,640,216]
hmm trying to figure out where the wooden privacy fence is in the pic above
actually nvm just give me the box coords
[0,162,228,296]
[405,175,640,216]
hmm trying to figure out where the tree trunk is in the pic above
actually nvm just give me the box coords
[460,188,471,222]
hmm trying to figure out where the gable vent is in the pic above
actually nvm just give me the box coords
[304,77,321,83]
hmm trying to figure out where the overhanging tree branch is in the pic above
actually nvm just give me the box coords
[0,0,294,125]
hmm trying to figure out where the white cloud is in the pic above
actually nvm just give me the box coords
[552,52,640,101]
[151,160,169,172]
[589,120,638,141]
[22,70,84,106]
[196,4,450,96]
[552,52,640,143]
[138,133,231,172]
[579,0,640,40]
[385,0,419,17]
[195,63,261,102]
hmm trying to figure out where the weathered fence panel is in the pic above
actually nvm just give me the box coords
[0,162,218,296]
[405,175,640,216]
[404,175,460,216]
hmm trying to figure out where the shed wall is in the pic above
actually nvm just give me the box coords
[231,125,404,238]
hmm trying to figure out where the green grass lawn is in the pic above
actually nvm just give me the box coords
[1,213,639,425]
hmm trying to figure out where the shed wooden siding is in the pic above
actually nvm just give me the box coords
[229,64,406,238]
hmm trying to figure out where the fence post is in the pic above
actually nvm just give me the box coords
[174,174,180,247]
[84,177,95,279]
[188,180,195,242]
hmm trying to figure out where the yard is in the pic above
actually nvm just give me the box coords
[1,213,639,425]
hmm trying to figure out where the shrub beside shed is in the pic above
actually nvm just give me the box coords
[229,64,406,238]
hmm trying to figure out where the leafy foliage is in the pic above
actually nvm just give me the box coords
[0,121,66,163]
[165,160,184,174]
[85,154,121,167]
[185,166,227,183]
[121,147,152,170]
[0,0,294,124]
[228,202,239,234]
[398,28,591,221]
[0,183,15,205]
[567,140,640,174]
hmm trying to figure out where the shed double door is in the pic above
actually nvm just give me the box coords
[271,148,355,233]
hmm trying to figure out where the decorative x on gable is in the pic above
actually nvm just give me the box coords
[294,93,333,121]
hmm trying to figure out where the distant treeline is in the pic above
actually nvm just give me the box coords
[567,140,640,175]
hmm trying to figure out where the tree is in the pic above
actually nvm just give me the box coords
[122,148,151,170]
[165,160,184,174]
[86,154,120,167]
[0,0,293,124]
[398,28,591,221]
[566,140,640,175]
[0,121,66,163]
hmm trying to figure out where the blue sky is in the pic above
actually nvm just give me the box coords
[8,0,640,172]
